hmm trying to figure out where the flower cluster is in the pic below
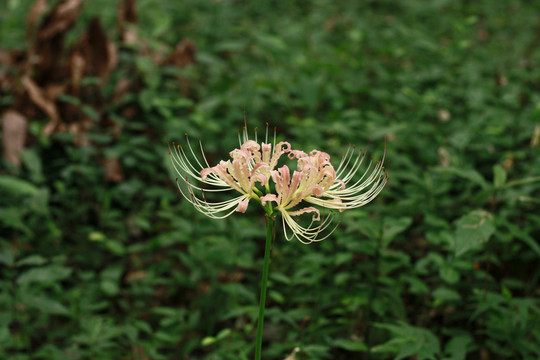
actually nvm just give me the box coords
[168,125,387,243]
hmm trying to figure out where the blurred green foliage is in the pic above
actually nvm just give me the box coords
[1,0,540,359]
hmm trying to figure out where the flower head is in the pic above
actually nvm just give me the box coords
[168,125,291,218]
[297,142,387,212]
[169,122,387,243]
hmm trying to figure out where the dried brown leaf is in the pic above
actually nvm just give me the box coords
[218,270,244,283]
[117,0,137,43]
[66,122,88,146]
[124,0,137,23]
[38,0,83,40]
[73,18,118,81]
[69,51,85,92]
[45,83,67,99]
[168,39,196,68]
[531,124,540,148]
[164,39,196,96]
[42,122,56,137]
[2,110,28,167]
[22,76,59,120]
[0,50,14,66]
[107,41,118,75]
[66,117,93,146]
[34,0,77,80]
[22,76,61,135]
[118,0,137,25]
[87,18,111,78]
[0,50,16,91]
[122,28,140,46]
[0,49,23,68]
[125,271,146,282]
[103,157,124,182]
[34,35,65,80]
[113,78,131,103]
[27,0,48,41]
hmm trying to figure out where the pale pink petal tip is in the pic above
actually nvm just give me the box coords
[200,168,213,180]
[260,194,277,206]
[255,173,268,186]
[236,198,250,213]
[288,206,320,221]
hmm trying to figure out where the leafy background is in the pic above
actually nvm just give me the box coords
[1,0,539,359]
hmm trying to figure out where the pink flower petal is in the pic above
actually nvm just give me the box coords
[287,206,320,221]
[236,198,250,213]
[260,194,277,206]
[200,167,213,179]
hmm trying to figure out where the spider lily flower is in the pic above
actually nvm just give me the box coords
[291,144,388,212]
[169,122,387,243]
[260,164,339,244]
[168,127,292,218]
[260,144,387,243]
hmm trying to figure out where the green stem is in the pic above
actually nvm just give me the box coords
[255,215,274,360]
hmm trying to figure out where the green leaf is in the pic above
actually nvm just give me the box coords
[373,322,440,360]
[57,93,81,106]
[215,328,231,341]
[24,296,70,315]
[501,284,512,299]
[0,244,14,267]
[439,265,460,284]
[493,165,507,188]
[17,265,72,285]
[454,209,495,256]
[88,232,106,242]
[504,176,540,188]
[0,208,31,234]
[433,167,489,189]
[136,58,160,90]
[105,240,126,256]
[0,175,40,196]
[433,286,462,303]
[269,290,285,304]
[382,217,413,247]
[201,336,216,346]
[155,331,179,343]
[82,105,100,120]
[0,312,11,342]
[134,320,152,335]
[100,279,119,296]
[503,221,540,258]
[444,335,472,360]
[21,149,44,183]
[403,276,429,295]
[27,188,50,215]
[333,338,368,352]
[334,252,354,266]
[254,33,287,52]
[301,344,331,356]
[201,329,231,346]
[16,255,47,267]
[270,272,292,285]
